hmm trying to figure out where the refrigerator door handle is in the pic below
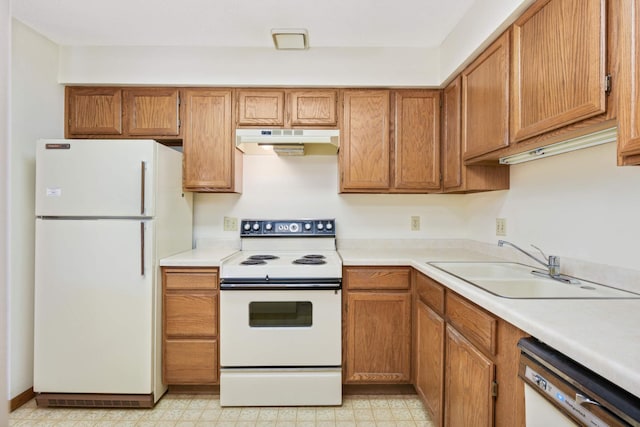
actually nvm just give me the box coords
[140,222,145,276]
[140,161,146,215]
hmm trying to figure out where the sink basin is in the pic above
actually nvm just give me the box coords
[428,262,640,299]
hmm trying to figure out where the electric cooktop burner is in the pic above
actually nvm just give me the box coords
[303,254,326,259]
[248,255,280,260]
[293,257,327,265]
[240,259,267,265]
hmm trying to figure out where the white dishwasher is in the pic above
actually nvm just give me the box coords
[518,338,640,427]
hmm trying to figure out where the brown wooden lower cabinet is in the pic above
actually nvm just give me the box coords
[162,267,219,385]
[445,325,495,427]
[413,271,526,427]
[343,267,412,383]
[414,298,445,425]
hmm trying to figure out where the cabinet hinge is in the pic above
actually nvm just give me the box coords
[439,173,443,183]
[605,74,612,96]
[178,119,181,129]
[491,381,498,397]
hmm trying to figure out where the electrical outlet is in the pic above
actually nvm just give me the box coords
[223,216,238,231]
[411,216,421,231]
[496,218,507,236]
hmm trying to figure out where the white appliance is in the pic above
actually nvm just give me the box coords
[33,139,193,408]
[219,219,342,407]
[518,338,640,427]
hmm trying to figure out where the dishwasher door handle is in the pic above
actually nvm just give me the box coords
[576,393,601,407]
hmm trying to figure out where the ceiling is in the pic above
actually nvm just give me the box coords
[11,0,476,48]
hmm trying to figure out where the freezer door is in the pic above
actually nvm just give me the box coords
[34,218,156,394]
[35,139,157,217]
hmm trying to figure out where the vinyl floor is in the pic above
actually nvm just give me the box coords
[9,394,435,426]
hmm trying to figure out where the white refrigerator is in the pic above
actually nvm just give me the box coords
[33,139,193,408]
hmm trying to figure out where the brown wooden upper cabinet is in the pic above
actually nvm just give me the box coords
[66,86,181,139]
[341,90,391,191]
[341,89,442,193]
[66,87,123,136]
[510,0,607,143]
[236,89,338,128]
[462,31,510,161]
[442,77,509,193]
[182,88,241,193]
[393,90,441,191]
[123,88,180,136]
[617,0,640,166]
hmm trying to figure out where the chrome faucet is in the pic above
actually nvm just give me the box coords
[497,240,579,284]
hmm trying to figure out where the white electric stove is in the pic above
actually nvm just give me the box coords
[219,219,342,407]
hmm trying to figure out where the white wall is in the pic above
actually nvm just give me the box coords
[1,0,10,423]
[9,19,63,400]
[193,155,467,245]
[58,46,440,87]
[439,0,534,82]
[465,142,640,272]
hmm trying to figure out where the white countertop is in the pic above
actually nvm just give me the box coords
[160,244,640,399]
[340,247,640,400]
[159,247,238,267]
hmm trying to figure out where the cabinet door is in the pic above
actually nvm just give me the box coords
[462,31,510,160]
[618,0,640,164]
[123,88,180,136]
[442,77,462,190]
[415,300,445,426]
[445,325,495,427]
[236,90,285,126]
[511,0,606,142]
[183,89,239,192]
[288,90,338,126]
[345,292,411,383]
[66,87,122,136]
[393,90,441,191]
[341,90,390,191]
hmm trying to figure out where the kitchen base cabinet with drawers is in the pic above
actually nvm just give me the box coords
[343,267,412,384]
[414,271,527,427]
[162,267,219,386]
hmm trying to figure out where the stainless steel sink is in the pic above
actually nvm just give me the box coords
[428,262,640,299]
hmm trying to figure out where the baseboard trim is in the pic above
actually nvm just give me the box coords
[343,384,416,395]
[167,385,220,395]
[10,387,35,412]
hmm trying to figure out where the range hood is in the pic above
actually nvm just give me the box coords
[235,129,340,156]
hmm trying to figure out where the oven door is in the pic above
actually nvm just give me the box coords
[220,289,341,367]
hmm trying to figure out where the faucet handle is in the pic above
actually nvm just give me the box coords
[548,255,560,276]
[531,244,548,260]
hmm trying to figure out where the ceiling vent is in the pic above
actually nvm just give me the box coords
[271,29,309,50]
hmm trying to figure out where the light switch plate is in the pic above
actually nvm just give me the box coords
[224,216,238,231]
[411,216,421,231]
[496,218,507,236]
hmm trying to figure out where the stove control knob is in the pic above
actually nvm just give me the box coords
[243,223,251,231]
[265,223,273,231]
[252,223,260,231]
[317,223,324,230]
[304,223,312,231]
[326,222,333,230]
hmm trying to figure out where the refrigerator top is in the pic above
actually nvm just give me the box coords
[35,139,181,218]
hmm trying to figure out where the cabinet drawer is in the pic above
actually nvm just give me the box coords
[164,339,218,385]
[446,292,496,356]
[165,293,217,337]
[345,267,411,290]
[164,269,218,290]
[415,272,445,315]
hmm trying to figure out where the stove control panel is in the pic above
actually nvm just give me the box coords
[240,219,336,237]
